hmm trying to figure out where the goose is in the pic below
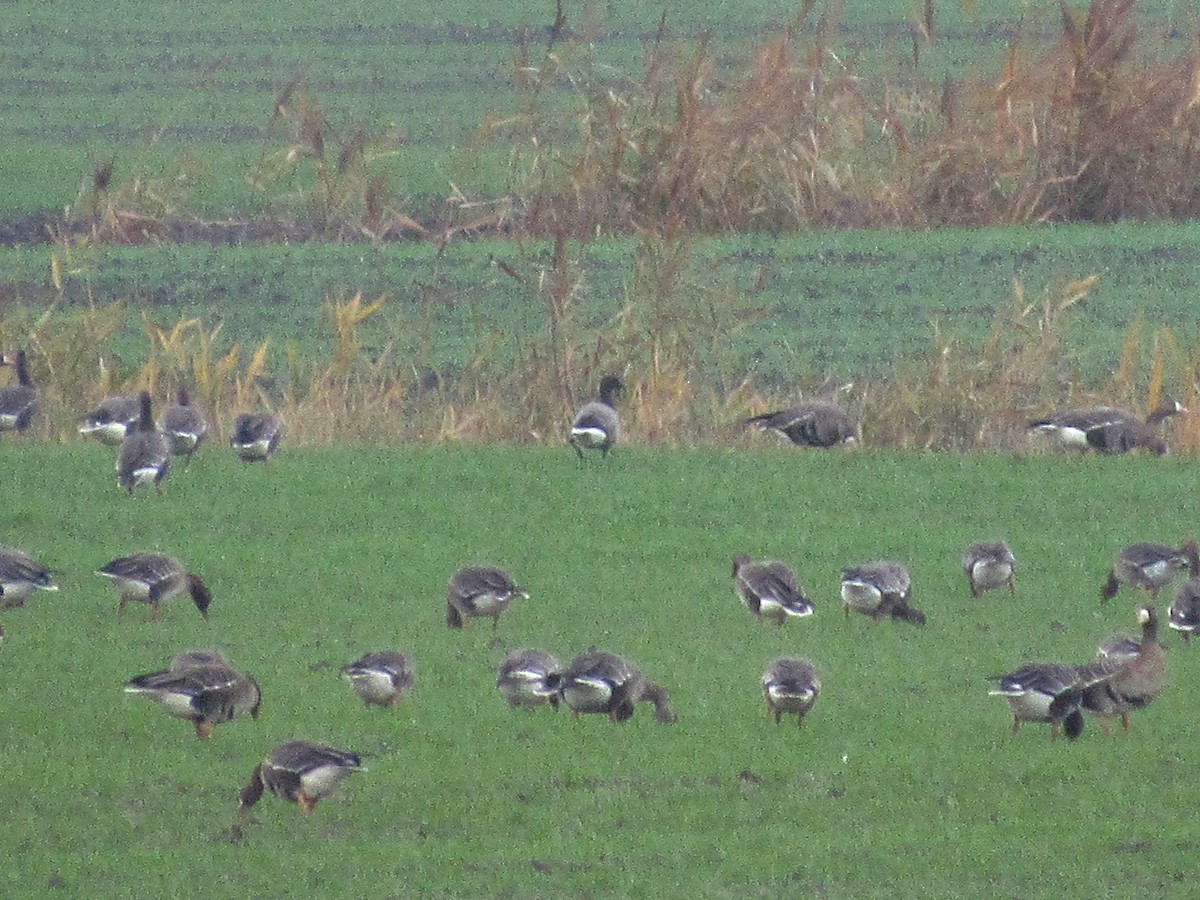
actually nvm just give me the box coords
[987,663,1085,740]
[1097,633,1142,663]
[239,741,365,815]
[762,658,821,726]
[124,660,261,740]
[95,552,212,620]
[116,391,171,493]
[446,565,528,630]
[0,548,59,609]
[745,401,856,448]
[79,395,140,446]
[963,541,1016,598]
[0,350,38,437]
[840,561,925,625]
[556,649,676,724]
[1168,576,1200,643]
[1100,540,1198,603]
[1029,398,1185,455]
[230,412,282,462]
[341,650,415,708]
[731,554,814,624]
[1050,604,1167,735]
[158,386,207,462]
[569,375,623,459]
[496,649,562,710]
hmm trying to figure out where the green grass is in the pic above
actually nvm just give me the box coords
[2,444,1197,896]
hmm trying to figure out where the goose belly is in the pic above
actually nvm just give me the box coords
[570,427,608,449]
[970,560,1012,592]
[561,678,614,713]
[346,671,397,704]
[841,581,882,611]
[300,765,351,801]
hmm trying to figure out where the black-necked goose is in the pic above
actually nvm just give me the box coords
[963,541,1016,598]
[496,649,562,710]
[95,552,212,620]
[0,548,58,609]
[158,386,207,462]
[230,411,282,462]
[569,375,623,459]
[745,401,857,448]
[0,350,38,438]
[79,395,140,446]
[1029,398,1185,455]
[240,741,365,815]
[557,649,676,724]
[446,565,528,630]
[124,659,261,740]
[1168,577,1200,643]
[840,561,925,624]
[987,663,1085,740]
[762,658,821,726]
[341,650,415,708]
[116,391,171,493]
[1100,540,1198,603]
[732,554,814,624]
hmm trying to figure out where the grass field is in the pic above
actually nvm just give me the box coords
[2,444,1197,897]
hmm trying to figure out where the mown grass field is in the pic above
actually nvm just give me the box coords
[2,444,1198,897]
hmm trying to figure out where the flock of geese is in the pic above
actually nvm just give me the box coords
[0,356,1195,814]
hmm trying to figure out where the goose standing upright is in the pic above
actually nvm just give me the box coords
[158,385,208,463]
[239,741,365,815]
[556,649,676,724]
[0,350,38,438]
[95,552,213,620]
[79,395,140,446]
[446,565,528,630]
[1100,540,1198,603]
[745,400,856,448]
[569,376,623,459]
[116,391,171,493]
[963,541,1016,598]
[840,561,925,624]
[731,554,815,624]
[0,548,58,609]
[230,412,282,462]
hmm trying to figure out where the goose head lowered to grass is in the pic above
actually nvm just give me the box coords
[124,658,261,741]
[79,394,140,446]
[732,553,814,625]
[744,400,857,448]
[95,552,213,621]
[840,561,925,625]
[239,741,365,816]
[1028,398,1186,456]
[556,649,676,724]
[1100,540,1198,604]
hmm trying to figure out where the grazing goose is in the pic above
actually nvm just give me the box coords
[744,401,857,448]
[1100,540,1198,603]
[569,375,623,459]
[1029,398,1185,455]
[230,411,283,462]
[158,386,207,462]
[341,650,415,708]
[987,663,1085,740]
[840,561,925,625]
[116,391,171,493]
[1168,576,1200,643]
[963,541,1016,598]
[239,741,365,815]
[0,548,59,609]
[557,649,676,724]
[731,553,814,624]
[0,350,38,437]
[1051,605,1167,736]
[497,649,562,710]
[762,658,821,726]
[79,395,140,446]
[124,660,261,740]
[95,552,212,620]
[446,565,528,630]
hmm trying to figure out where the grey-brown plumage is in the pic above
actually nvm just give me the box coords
[496,649,562,710]
[446,565,528,630]
[840,561,925,625]
[341,650,415,708]
[158,386,207,462]
[963,541,1016,598]
[1168,575,1200,643]
[0,350,38,437]
[732,553,814,624]
[231,412,282,462]
[79,395,140,446]
[1100,540,1198,603]
[987,663,1085,740]
[745,401,856,448]
[569,376,623,459]
[762,658,821,726]
[239,741,365,815]
[116,391,171,493]
[124,659,261,740]
[0,548,58,609]
[556,649,676,724]
[96,552,212,620]
[1029,398,1185,455]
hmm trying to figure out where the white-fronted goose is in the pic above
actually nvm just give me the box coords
[96,552,212,620]
[0,350,38,437]
[963,541,1016,598]
[446,565,528,630]
[1100,540,1198,603]
[1097,633,1142,664]
[240,741,365,815]
[1029,398,1185,455]
[557,649,676,724]
[745,401,856,448]
[116,391,171,493]
[124,660,261,740]
[341,650,415,708]
[987,663,1085,740]
[158,386,207,462]
[0,548,58,609]
[79,395,140,446]
[230,412,282,462]
[1168,577,1200,643]
[732,554,814,624]
[762,658,821,726]
[840,561,925,625]
[496,649,562,710]
[569,375,623,459]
